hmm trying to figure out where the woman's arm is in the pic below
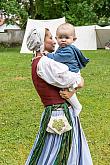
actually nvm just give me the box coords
[37,56,82,88]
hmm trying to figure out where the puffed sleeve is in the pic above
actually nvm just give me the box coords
[37,56,81,88]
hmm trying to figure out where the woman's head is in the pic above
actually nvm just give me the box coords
[26,27,56,53]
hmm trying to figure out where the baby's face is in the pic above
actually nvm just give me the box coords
[56,30,76,48]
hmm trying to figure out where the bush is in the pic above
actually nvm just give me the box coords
[0,42,21,48]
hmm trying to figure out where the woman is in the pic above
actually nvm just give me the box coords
[25,27,93,165]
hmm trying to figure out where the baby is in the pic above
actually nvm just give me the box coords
[45,23,89,116]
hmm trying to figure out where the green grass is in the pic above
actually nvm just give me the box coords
[0,48,110,165]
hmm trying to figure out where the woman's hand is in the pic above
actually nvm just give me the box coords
[59,88,76,99]
[59,77,84,99]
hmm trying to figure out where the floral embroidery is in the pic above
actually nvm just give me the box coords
[52,119,65,132]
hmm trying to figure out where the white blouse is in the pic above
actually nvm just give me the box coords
[37,56,82,116]
[37,56,81,88]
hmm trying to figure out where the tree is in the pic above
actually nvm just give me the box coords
[0,0,28,29]
[0,0,110,29]
[65,1,97,25]
[34,0,67,19]
[86,0,110,26]
[92,0,110,26]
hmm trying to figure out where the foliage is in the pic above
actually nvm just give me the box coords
[0,0,28,29]
[91,0,110,18]
[0,48,110,165]
[0,0,110,28]
[65,1,97,25]
[33,0,66,19]
[88,0,110,26]
[98,16,110,27]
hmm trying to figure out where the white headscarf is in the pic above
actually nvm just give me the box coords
[26,27,45,52]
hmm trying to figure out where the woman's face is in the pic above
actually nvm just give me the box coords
[44,30,56,53]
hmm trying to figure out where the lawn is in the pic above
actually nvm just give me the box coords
[0,47,110,165]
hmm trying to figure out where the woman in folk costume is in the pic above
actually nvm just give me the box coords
[25,26,93,165]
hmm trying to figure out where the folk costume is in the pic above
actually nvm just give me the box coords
[25,56,93,165]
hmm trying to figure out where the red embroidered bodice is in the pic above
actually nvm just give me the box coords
[32,57,65,106]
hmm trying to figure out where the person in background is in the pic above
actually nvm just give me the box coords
[25,26,93,165]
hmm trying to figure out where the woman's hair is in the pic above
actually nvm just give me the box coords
[45,28,50,40]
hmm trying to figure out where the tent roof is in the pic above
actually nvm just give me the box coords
[95,25,110,30]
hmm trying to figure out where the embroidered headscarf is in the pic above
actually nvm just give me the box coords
[26,27,45,52]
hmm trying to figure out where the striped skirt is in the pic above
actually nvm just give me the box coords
[25,104,93,165]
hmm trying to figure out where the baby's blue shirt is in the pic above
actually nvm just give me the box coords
[47,45,89,73]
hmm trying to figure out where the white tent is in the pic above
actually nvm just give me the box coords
[0,23,21,32]
[74,25,97,50]
[20,17,65,53]
[20,18,110,53]
[95,25,110,48]
[73,25,110,50]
